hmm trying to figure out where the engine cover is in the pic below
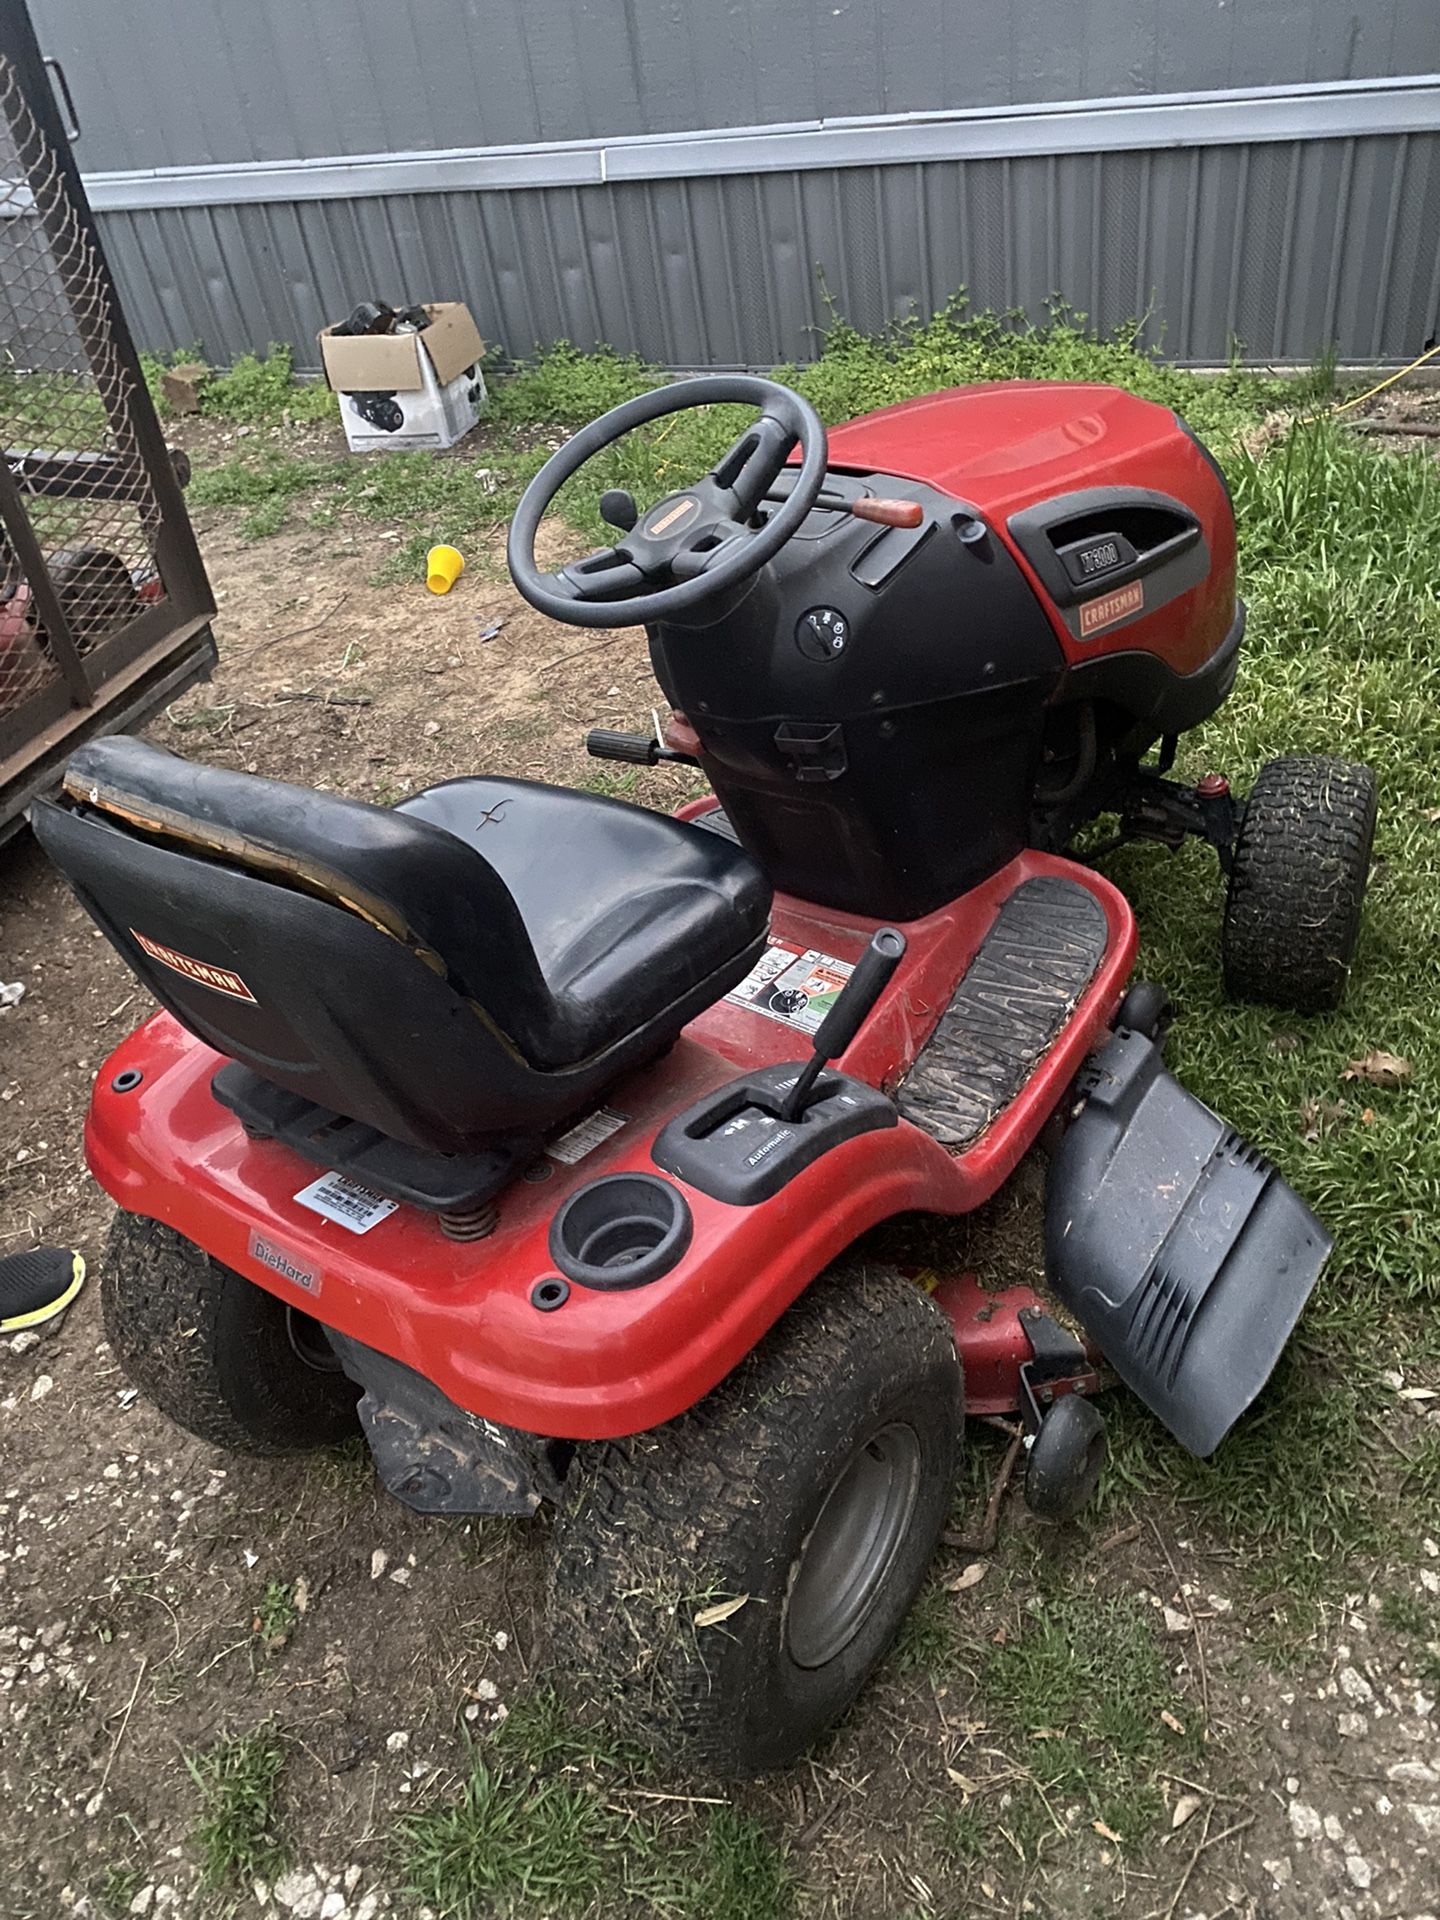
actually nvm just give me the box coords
[651,382,1238,922]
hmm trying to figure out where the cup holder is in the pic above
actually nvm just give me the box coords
[548,1173,692,1290]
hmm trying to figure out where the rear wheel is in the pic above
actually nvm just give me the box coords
[1221,755,1377,1014]
[101,1211,359,1454]
[546,1264,963,1776]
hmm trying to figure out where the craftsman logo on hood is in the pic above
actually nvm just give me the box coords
[1079,579,1144,637]
[131,929,257,1002]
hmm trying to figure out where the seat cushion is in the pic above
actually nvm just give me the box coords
[396,778,771,1060]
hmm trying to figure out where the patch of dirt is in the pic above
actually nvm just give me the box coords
[3,501,1440,1920]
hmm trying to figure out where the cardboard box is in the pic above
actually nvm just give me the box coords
[317,301,486,452]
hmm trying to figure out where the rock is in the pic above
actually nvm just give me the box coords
[474,1678,499,1701]
[319,1895,345,1920]
[127,1889,154,1917]
[1407,1802,1440,1838]
[29,1374,53,1403]
[1337,1712,1368,1737]
[1263,1858,1293,1887]
[272,1868,325,1917]
[369,1550,388,1580]
[1339,1666,1375,1704]
[385,1730,409,1752]
[355,1897,379,1920]
[343,1867,361,1892]
[9,1331,40,1357]
[1288,1800,1323,1841]
[1345,1855,1373,1890]
[1388,1760,1439,1787]
[1323,1813,1346,1842]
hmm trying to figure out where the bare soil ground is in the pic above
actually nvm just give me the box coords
[3,450,1440,1920]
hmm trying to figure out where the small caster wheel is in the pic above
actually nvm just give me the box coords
[1025,1393,1107,1522]
[1115,980,1172,1049]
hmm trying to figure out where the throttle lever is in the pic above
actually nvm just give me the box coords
[585,728,697,767]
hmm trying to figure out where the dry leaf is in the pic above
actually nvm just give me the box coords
[991,1625,1009,1645]
[1160,1709,1186,1735]
[694,1594,749,1629]
[1300,1096,1349,1143]
[1423,807,1440,823]
[946,1561,987,1593]
[1092,1819,1124,1844]
[1342,1050,1411,1089]
[945,1767,979,1795]
[1162,1605,1192,1635]
[1171,1793,1202,1830]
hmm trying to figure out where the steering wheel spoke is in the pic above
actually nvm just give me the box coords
[669,524,750,582]
[549,546,648,603]
[711,410,800,519]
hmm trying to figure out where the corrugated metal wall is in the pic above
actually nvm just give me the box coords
[18,0,1440,370]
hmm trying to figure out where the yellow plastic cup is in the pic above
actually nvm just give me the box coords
[426,544,465,594]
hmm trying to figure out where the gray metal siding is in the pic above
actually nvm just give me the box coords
[15,0,1440,375]
[30,0,1440,172]
[90,129,1440,373]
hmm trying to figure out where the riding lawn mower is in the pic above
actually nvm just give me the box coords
[34,375,1377,1774]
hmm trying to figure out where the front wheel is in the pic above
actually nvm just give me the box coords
[545,1264,963,1776]
[101,1211,359,1454]
[1221,755,1377,1014]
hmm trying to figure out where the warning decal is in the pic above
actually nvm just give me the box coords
[547,1107,629,1166]
[293,1172,398,1235]
[725,940,855,1035]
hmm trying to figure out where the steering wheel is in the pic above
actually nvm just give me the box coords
[506,375,828,628]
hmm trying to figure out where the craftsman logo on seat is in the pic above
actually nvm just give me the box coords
[1079,579,1145,637]
[130,929,257,1002]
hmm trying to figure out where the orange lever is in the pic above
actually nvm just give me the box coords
[851,497,924,529]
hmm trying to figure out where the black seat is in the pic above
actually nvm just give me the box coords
[33,738,771,1159]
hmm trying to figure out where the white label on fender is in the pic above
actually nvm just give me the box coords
[293,1172,398,1234]
[547,1107,628,1166]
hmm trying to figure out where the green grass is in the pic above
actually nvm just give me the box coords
[173,299,1303,560]
[1083,414,1440,1631]
[186,1723,290,1889]
[396,1692,792,1919]
[979,1586,1189,1845]
[906,1564,1196,1867]
[254,1579,299,1648]
[1379,1588,1440,1687]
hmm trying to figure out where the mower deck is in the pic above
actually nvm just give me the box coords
[85,847,1136,1441]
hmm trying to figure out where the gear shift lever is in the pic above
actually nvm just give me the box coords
[779,928,907,1122]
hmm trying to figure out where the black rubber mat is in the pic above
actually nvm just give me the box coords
[691,806,741,843]
[897,875,1109,1150]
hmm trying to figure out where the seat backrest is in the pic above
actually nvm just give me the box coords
[33,737,562,1152]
